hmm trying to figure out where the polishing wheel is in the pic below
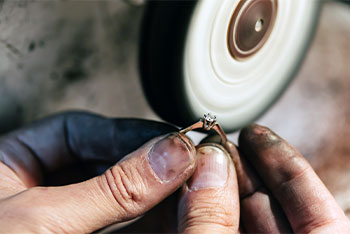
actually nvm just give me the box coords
[139,0,320,132]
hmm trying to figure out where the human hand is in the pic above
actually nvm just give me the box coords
[177,124,350,233]
[0,111,198,233]
[1,111,349,233]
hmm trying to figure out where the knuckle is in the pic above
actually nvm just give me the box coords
[299,217,350,233]
[103,162,146,217]
[275,156,311,191]
[179,198,235,230]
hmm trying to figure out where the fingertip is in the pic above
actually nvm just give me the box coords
[239,123,282,151]
[187,144,232,191]
[240,123,275,139]
[199,135,239,163]
[147,132,197,183]
[178,144,239,233]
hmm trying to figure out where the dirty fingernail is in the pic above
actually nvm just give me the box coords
[148,133,195,182]
[188,145,229,190]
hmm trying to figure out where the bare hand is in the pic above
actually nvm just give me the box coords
[0,112,349,233]
[178,124,350,233]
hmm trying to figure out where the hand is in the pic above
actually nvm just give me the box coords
[0,112,349,233]
[177,124,350,233]
[0,111,198,233]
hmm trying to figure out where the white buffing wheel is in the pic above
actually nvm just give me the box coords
[140,0,320,132]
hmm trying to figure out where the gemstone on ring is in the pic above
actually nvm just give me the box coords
[203,113,217,130]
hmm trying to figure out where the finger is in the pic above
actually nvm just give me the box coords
[225,141,292,233]
[0,132,196,233]
[0,111,177,187]
[178,143,239,234]
[239,124,350,233]
[200,135,291,232]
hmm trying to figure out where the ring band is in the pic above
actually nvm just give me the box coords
[179,113,228,145]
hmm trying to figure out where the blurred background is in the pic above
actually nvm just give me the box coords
[0,0,349,218]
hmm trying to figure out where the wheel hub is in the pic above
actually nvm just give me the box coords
[228,0,278,60]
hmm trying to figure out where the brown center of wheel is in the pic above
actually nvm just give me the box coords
[228,0,278,60]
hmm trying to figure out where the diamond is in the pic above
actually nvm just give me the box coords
[204,113,216,122]
[203,113,217,130]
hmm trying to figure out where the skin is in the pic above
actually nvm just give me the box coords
[0,112,349,233]
[236,125,350,233]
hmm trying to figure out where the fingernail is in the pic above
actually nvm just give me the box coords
[148,133,194,182]
[188,145,229,190]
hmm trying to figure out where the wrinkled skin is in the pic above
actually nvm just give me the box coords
[0,112,349,233]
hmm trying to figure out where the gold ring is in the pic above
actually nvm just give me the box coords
[179,113,227,145]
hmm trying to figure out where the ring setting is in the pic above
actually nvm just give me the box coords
[180,113,228,145]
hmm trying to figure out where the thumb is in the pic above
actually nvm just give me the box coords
[178,143,240,234]
[2,132,196,233]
